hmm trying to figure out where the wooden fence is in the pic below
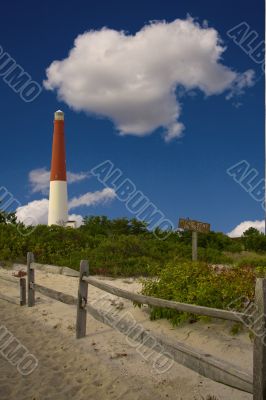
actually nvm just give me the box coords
[0,252,265,399]
[0,272,26,306]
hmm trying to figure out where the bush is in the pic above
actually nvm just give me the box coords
[197,247,233,264]
[237,256,266,269]
[242,228,266,252]
[0,216,262,277]
[141,261,255,325]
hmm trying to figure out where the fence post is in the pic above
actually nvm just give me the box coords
[253,278,266,400]
[192,231,198,261]
[27,252,35,307]
[76,260,89,339]
[19,278,26,306]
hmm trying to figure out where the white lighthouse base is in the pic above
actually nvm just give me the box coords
[48,181,68,226]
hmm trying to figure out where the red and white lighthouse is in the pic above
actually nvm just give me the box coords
[48,110,68,226]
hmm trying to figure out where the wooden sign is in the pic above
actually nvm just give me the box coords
[178,218,210,234]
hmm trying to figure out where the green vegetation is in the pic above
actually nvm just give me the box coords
[1,212,266,326]
[1,213,266,278]
[141,261,255,325]
[0,207,17,225]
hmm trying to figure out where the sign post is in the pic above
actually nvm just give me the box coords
[178,218,211,261]
[192,231,198,261]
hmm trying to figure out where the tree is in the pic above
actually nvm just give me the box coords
[242,227,266,252]
[0,209,17,225]
[243,227,261,237]
[129,218,148,234]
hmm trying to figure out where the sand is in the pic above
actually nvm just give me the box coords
[0,268,253,400]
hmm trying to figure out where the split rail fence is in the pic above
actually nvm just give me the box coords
[0,272,26,306]
[0,252,265,399]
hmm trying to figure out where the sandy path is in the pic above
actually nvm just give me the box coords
[0,269,253,400]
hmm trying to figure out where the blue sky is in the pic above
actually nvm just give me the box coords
[0,0,264,235]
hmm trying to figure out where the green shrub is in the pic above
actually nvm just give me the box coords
[141,261,255,325]
[237,256,266,269]
[197,247,233,264]
[0,216,263,278]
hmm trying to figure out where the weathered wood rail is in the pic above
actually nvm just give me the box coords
[0,252,265,398]
[34,283,77,305]
[86,303,253,394]
[84,276,251,323]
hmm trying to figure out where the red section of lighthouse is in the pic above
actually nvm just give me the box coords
[48,110,68,226]
[50,112,67,181]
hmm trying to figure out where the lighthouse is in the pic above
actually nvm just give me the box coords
[48,110,68,226]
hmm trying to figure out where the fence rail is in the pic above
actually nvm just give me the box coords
[84,276,251,323]
[0,275,18,285]
[34,283,77,305]
[85,302,253,393]
[0,252,265,398]
[0,292,21,305]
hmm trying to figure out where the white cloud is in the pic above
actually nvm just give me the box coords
[29,168,89,194]
[227,220,265,238]
[68,188,116,209]
[67,171,89,184]
[226,69,255,100]
[16,199,49,226]
[16,199,84,227]
[16,188,116,226]
[68,214,84,227]
[44,18,254,141]
[29,169,50,194]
